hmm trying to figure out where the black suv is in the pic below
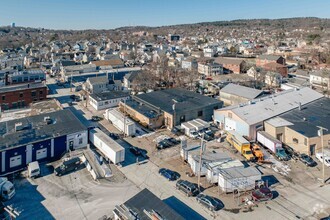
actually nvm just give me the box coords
[176,180,199,197]
[54,157,82,176]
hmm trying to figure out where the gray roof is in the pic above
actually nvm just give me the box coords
[258,54,283,61]
[278,97,330,137]
[122,188,184,220]
[136,88,222,114]
[125,99,162,119]
[0,109,86,151]
[220,87,323,125]
[0,82,47,93]
[90,91,129,101]
[87,76,108,85]
[220,83,264,100]
[219,166,261,179]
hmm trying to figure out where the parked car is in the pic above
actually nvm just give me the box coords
[189,131,199,139]
[91,116,103,121]
[54,157,82,176]
[167,138,180,145]
[251,187,273,202]
[316,153,330,167]
[299,154,317,167]
[176,180,199,197]
[129,146,142,156]
[196,194,223,211]
[156,140,171,150]
[158,168,180,181]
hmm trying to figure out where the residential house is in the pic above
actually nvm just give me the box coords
[256,55,285,67]
[198,59,223,76]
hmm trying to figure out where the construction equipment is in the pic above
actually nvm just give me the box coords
[251,144,264,163]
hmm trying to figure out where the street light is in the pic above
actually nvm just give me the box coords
[317,126,328,185]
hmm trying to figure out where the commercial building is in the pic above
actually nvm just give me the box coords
[7,70,46,85]
[113,188,184,220]
[264,97,330,155]
[214,87,323,140]
[121,88,223,129]
[0,109,87,175]
[219,83,264,106]
[0,82,48,110]
[89,91,130,111]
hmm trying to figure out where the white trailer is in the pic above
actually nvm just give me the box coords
[89,128,125,164]
[104,108,136,136]
[218,167,261,193]
[257,131,282,154]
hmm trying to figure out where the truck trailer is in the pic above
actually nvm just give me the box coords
[89,128,125,164]
[257,131,289,161]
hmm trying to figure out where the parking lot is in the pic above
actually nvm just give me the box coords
[6,159,139,220]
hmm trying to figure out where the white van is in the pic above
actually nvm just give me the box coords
[28,161,41,178]
[316,152,330,167]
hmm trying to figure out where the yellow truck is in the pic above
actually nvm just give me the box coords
[226,130,255,161]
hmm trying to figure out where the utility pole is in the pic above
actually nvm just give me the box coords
[70,74,73,92]
[317,126,328,185]
[198,134,205,192]
[123,98,126,137]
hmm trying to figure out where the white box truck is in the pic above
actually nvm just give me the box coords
[257,131,289,161]
[89,128,125,164]
[0,178,15,200]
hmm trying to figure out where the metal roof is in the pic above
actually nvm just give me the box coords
[220,87,323,125]
[0,82,47,93]
[265,117,293,128]
[219,166,261,179]
[0,109,86,151]
[220,83,264,100]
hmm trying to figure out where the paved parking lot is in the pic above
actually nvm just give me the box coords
[7,160,139,220]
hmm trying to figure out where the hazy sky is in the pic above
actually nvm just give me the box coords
[0,0,329,30]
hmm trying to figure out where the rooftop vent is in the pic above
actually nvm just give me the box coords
[44,116,53,124]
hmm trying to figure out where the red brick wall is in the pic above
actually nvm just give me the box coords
[0,87,48,110]
[223,64,240,74]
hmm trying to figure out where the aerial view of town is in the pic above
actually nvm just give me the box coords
[0,0,329,219]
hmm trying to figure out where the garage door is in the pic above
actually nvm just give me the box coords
[36,148,47,160]
[10,155,22,168]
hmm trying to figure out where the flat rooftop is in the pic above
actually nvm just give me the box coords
[0,109,86,151]
[135,88,222,114]
[220,83,264,100]
[278,97,330,137]
[125,99,161,119]
[90,91,130,102]
[0,82,47,93]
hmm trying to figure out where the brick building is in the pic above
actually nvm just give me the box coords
[263,62,288,77]
[215,57,246,74]
[0,82,48,110]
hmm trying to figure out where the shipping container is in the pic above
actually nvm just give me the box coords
[104,108,136,136]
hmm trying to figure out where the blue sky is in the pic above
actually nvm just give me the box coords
[0,0,329,30]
